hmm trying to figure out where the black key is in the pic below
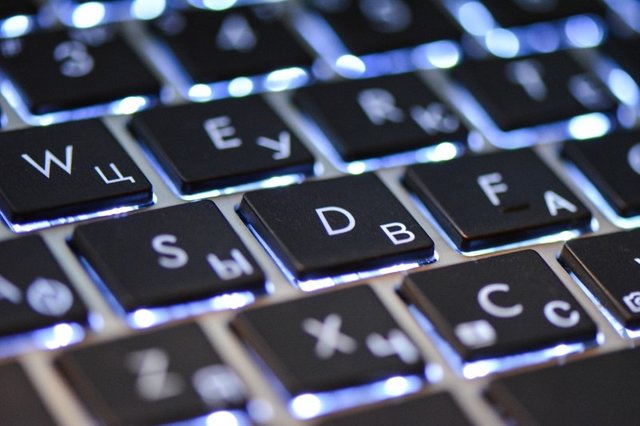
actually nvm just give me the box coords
[318,392,472,426]
[0,235,87,338]
[239,173,434,281]
[57,322,248,425]
[130,96,315,195]
[563,131,640,217]
[488,347,640,425]
[404,149,592,251]
[0,362,57,426]
[71,201,265,314]
[0,27,160,115]
[306,0,461,56]
[480,0,605,28]
[0,120,152,227]
[560,229,640,330]
[233,285,425,395]
[293,73,467,162]
[451,51,616,130]
[150,6,312,84]
[400,251,597,363]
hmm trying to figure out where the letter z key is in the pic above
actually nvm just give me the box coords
[239,173,434,283]
[0,119,152,229]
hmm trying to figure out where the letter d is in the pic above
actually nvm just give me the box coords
[315,206,356,236]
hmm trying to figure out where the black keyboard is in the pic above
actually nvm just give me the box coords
[1,0,640,425]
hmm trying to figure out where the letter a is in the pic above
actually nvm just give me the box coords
[315,206,355,236]
[544,190,577,216]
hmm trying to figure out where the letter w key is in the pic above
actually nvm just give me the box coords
[0,120,152,227]
[239,173,434,283]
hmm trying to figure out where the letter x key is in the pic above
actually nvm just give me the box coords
[233,285,426,396]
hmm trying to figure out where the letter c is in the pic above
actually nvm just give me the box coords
[544,300,580,328]
[477,283,523,318]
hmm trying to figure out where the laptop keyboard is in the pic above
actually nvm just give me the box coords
[0,0,639,425]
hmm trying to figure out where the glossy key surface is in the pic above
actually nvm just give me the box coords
[72,201,265,313]
[560,229,640,330]
[130,95,315,195]
[150,6,312,84]
[233,285,425,395]
[293,73,467,162]
[488,347,640,425]
[0,28,160,114]
[0,235,87,337]
[451,51,615,130]
[0,362,57,426]
[0,120,153,226]
[57,322,248,425]
[404,149,592,251]
[563,131,640,218]
[317,391,472,426]
[306,0,462,55]
[400,251,596,362]
[239,173,434,280]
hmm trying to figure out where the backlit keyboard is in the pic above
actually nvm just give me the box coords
[1,1,640,425]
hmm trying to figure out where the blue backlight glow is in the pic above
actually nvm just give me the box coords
[72,2,106,28]
[408,306,595,379]
[288,375,423,419]
[0,15,33,38]
[564,15,605,48]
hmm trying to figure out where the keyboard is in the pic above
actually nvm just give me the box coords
[1,0,640,425]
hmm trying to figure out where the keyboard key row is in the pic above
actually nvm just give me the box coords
[6,309,640,425]
[0,115,633,255]
[3,240,635,424]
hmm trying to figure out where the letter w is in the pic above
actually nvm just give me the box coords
[22,145,73,178]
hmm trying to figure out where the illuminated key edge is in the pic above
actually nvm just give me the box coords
[74,253,268,329]
[407,306,599,379]
[240,216,436,292]
[0,78,157,126]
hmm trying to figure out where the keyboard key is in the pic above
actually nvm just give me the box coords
[404,149,592,251]
[239,173,434,281]
[563,131,640,217]
[233,285,425,395]
[0,27,160,115]
[293,73,468,162]
[129,96,315,195]
[317,392,472,426]
[0,362,57,426]
[306,0,462,56]
[0,120,152,226]
[488,347,640,425]
[451,51,616,130]
[560,229,640,330]
[57,322,248,425]
[150,6,312,84]
[479,0,606,28]
[71,201,265,313]
[400,251,597,363]
[0,235,87,337]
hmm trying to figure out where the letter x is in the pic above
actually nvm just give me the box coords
[302,314,357,359]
